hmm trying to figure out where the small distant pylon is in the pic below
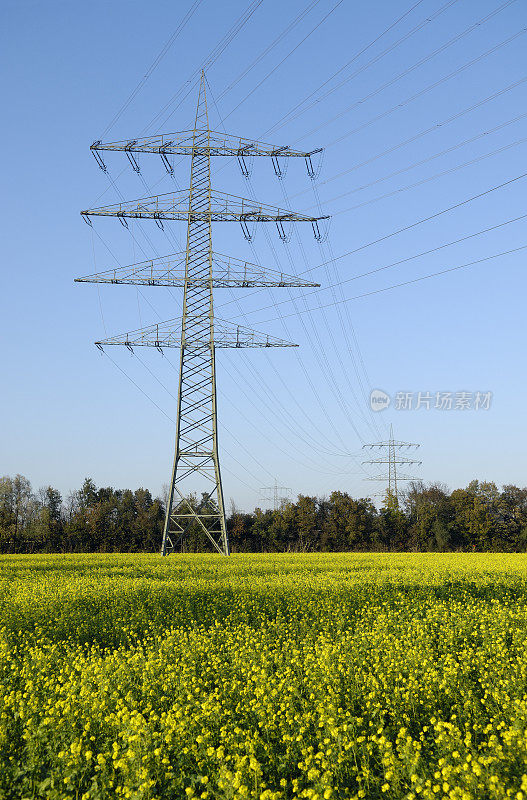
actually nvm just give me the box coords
[362,425,421,507]
[259,480,292,511]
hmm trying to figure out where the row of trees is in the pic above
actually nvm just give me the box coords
[1,475,526,553]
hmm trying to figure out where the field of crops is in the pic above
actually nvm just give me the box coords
[1,553,527,800]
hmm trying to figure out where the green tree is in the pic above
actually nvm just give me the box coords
[0,474,35,552]
[323,491,377,551]
[405,482,454,551]
[450,481,499,551]
[371,490,408,550]
[34,486,63,551]
[295,495,320,552]
[267,501,297,551]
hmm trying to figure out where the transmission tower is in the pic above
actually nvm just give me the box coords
[77,72,327,556]
[259,480,292,511]
[362,424,421,506]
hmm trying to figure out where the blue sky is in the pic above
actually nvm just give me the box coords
[1,0,526,509]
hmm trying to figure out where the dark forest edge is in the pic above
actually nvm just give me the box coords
[1,475,527,553]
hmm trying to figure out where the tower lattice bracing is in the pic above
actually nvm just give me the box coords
[165,81,227,555]
[78,73,327,555]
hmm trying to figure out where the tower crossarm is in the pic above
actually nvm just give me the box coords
[81,190,328,223]
[91,130,321,159]
[75,252,320,288]
[362,440,420,449]
[362,457,422,466]
[95,318,298,349]
[366,473,421,482]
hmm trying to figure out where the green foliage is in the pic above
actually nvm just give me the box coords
[1,475,527,554]
[1,553,527,799]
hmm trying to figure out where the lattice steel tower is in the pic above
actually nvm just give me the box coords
[77,73,327,555]
[259,480,293,511]
[362,425,421,507]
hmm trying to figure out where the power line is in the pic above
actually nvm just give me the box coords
[91,197,352,469]
[102,349,260,493]
[147,0,265,133]
[216,0,325,102]
[239,175,362,452]
[128,145,358,463]
[299,21,526,143]
[209,21,527,208]
[101,349,175,424]
[320,28,527,148]
[266,0,458,134]
[329,135,527,217]
[220,422,276,482]
[255,244,527,323]
[289,83,527,200]
[90,0,272,205]
[140,288,350,473]
[277,176,385,440]
[226,212,527,318]
[217,374,347,475]
[132,288,352,482]
[322,172,527,259]
[100,0,204,139]
[216,171,527,315]
[221,0,346,123]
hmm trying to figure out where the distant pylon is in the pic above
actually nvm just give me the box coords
[362,425,421,506]
[78,72,327,555]
[259,480,292,511]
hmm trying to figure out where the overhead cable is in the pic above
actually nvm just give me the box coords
[255,244,527,323]
[100,0,204,139]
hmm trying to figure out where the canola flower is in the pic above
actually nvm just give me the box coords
[0,553,526,799]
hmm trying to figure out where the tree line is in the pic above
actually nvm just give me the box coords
[1,474,526,554]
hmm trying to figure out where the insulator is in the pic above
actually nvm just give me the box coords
[312,219,329,243]
[276,220,291,242]
[305,148,324,180]
[271,154,289,180]
[312,220,322,241]
[125,149,141,174]
[91,144,107,173]
[237,154,251,178]
[160,151,174,175]
[240,218,253,242]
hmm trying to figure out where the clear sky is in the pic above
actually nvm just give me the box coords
[2,0,526,509]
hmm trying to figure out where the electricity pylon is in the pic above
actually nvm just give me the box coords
[259,480,292,511]
[362,425,421,507]
[77,72,327,556]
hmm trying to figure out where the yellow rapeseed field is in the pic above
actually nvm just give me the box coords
[1,553,527,800]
